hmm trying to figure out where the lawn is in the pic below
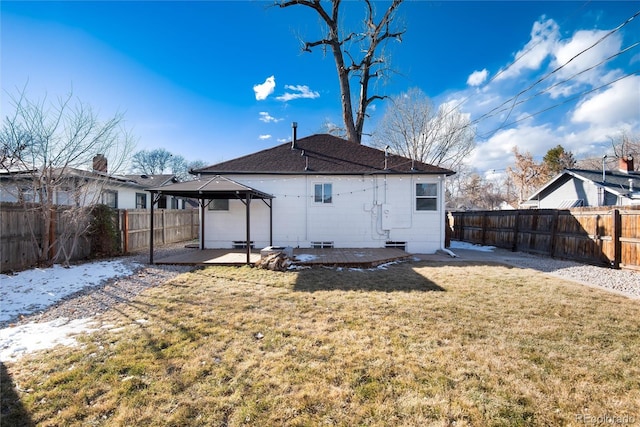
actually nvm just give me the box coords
[2,261,639,426]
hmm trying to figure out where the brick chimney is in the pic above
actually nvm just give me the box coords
[619,155,634,173]
[93,154,107,173]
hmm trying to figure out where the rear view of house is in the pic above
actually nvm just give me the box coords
[151,132,455,254]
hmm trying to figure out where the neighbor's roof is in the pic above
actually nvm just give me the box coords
[123,174,178,187]
[1,166,139,186]
[194,134,455,176]
[527,168,640,201]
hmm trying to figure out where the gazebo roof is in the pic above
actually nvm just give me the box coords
[146,175,274,200]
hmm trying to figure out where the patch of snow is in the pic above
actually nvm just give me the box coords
[0,259,139,362]
[295,254,317,262]
[449,241,496,252]
[0,259,139,324]
[0,318,98,362]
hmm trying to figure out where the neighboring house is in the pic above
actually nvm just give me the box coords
[0,155,186,209]
[122,173,185,209]
[151,133,455,253]
[524,156,640,208]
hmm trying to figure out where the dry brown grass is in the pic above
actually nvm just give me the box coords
[2,261,639,426]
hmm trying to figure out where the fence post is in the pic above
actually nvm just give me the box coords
[48,207,57,261]
[162,209,166,245]
[122,210,129,254]
[481,212,488,245]
[549,210,559,258]
[612,209,621,269]
[512,210,520,252]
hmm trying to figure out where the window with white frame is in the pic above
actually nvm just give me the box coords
[135,192,147,209]
[56,187,74,206]
[102,190,118,209]
[314,183,332,204]
[208,199,229,211]
[416,183,438,211]
[19,186,37,203]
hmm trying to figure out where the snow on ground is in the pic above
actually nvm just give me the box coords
[294,254,318,262]
[0,259,139,362]
[0,318,98,362]
[449,241,496,252]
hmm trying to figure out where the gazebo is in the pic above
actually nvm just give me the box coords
[146,175,274,264]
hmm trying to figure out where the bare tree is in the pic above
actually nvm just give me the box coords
[131,148,177,175]
[130,148,205,181]
[277,0,405,144]
[1,87,135,266]
[575,131,639,171]
[371,88,476,170]
[506,147,549,205]
[446,165,509,211]
[609,131,639,165]
[318,119,347,138]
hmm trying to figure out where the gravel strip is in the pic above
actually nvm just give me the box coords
[450,247,640,300]
[8,244,197,328]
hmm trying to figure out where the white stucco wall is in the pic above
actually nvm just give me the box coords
[202,174,447,254]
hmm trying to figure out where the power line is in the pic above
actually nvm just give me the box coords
[471,41,640,126]
[444,1,597,116]
[476,70,639,139]
[472,9,640,133]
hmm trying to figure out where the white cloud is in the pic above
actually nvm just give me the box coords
[253,75,276,101]
[465,124,561,172]
[495,18,560,81]
[571,75,640,127]
[438,15,640,176]
[276,84,320,102]
[259,112,282,123]
[547,29,623,98]
[467,69,488,86]
[258,134,272,140]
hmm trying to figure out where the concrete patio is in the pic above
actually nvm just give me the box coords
[154,247,412,268]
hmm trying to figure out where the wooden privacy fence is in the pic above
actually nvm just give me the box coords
[1,204,199,272]
[1,203,91,272]
[117,209,199,252]
[450,207,640,271]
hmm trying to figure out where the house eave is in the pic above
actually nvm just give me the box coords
[198,170,455,177]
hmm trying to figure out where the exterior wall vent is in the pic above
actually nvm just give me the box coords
[385,241,406,251]
[311,241,334,249]
[232,241,254,249]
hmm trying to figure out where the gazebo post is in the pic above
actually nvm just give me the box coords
[149,192,155,264]
[269,199,273,247]
[245,193,251,264]
[199,198,205,250]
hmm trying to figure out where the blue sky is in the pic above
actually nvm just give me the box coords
[2,1,639,176]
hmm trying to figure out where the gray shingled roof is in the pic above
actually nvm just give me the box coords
[527,168,640,201]
[194,134,455,176]
[123,174,177,187]
[568,169,640,194]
